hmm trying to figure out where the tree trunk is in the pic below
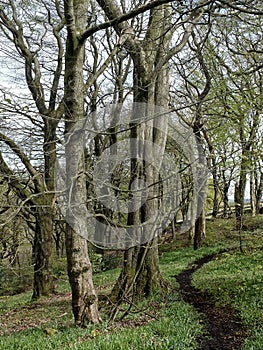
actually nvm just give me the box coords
[255,171,263,214]
[135,240,166,296]
[235,178,245,232]
[63,0,101,325]
[211,164,219,218]
[111,240,167,323]
[193,124,207,249]
[32,203,55,299]
[194,208,206,250]
[192,36,210,249]
[203,131,219,218]
[222,182,230,218]
[250,170,256,217]
[235,144,249,231]
[0,153,56,299]
[111,32,171,297]
[32,115,58,299]
[66,226,101,325]
[111,58,169,304]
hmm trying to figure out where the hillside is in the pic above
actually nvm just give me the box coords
[0,215,262,350]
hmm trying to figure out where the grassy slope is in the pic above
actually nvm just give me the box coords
[0,215,262,349]
[192,216,263,350]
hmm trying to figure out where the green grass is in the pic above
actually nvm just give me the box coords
[0,300,203,350]
[0,214,262,349]
[0,260,204,349]
[0,250,205,349]
[192,221,263,350]
[192,250,263,349]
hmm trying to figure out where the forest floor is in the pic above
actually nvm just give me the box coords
[176,253,247,350]
[0,215,262,349]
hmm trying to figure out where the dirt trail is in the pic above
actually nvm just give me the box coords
[175,254,247,350]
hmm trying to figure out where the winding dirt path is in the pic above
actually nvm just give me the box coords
[175,254,247,350]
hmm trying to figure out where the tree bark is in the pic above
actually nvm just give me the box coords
[65,226,101,325]
[235,177,246,232]
[63,0,101,325]
[32,203,55,299]
[250,170,256,217]
[32,119,58,299]
[255,171,263,214]
[194,209,206,250]
[222,181,230,218]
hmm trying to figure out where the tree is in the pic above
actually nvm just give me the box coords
[63,0,102,325]
[169,25,214,248]
[96,0,208,309]
[61,0,177,326]
[0,0,67,298]
[209,11,263,229]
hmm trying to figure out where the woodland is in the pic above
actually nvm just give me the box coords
[0,1,262,349]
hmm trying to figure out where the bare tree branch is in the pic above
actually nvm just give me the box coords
[0,132,39,181]
[82,0,175,42]
[218,0,263,15]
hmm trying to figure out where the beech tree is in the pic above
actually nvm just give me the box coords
[0,1,65,298]
[95,0,210,308]
[170,27,213,249]
[207,11,263,229]
[63,0,102,325]
[172,5,263,226]
[61,0,176,326]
